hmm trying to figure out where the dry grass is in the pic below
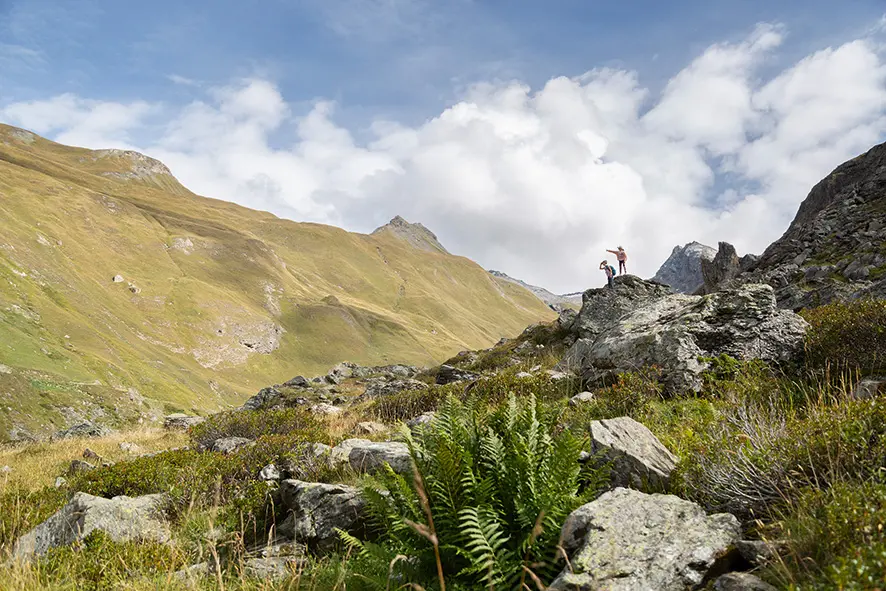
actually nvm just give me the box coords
[0,428,188,490]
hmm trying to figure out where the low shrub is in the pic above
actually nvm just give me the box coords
[344,394,606,590]
[561,368,664,431]
[0,486,68,550]
[189,407,327,448]
[767,480,886,590]
[802,299,886,374]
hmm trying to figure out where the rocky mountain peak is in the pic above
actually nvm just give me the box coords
[371,216,449,254]
[651,241,716,294]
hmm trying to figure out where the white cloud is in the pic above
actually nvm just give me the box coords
[2,24,886,294]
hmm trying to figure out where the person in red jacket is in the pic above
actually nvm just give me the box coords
[606,246,628,275]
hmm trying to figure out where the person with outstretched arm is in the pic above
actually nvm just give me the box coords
[600,260,616,289]
[606,246,628,275]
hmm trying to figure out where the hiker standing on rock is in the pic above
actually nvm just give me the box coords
[600,260,616,289]
[606,246,628,275]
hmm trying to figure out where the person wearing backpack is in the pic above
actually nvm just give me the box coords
[606,246,628,275]
[600,260,616,289]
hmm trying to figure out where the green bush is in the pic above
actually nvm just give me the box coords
[344,394,606,590]
[802,299,886,373]
[189,407,327,448]
[561,368,664,431]
[36,531,185,591]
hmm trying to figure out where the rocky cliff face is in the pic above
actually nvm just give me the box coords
[732,141,886,309]
[652,242,716,294]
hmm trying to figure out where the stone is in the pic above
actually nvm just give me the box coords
[714,572,778,591]
[52,422,110,440]
[589,417,677,490]
[653,241,717,294]
[112,274,124,283]
[515,371,532,379]
[406,412,435,430]
[326,439,370,467]
[435,364,479,385]
[549,488,741,591]
[259,464,281,481]
[118,442,141,454]
[210,437,254,454]
[163,413,205,430]
[13,492,170,560]
[309,403,342,416]
[241,387,283,411]
[67,460,96,475]
[568,392,595,407]
[362,377,428,398]
[348,440,412,474]
[283,376,310,388]
[853,377,886,399]
[560,281,808,393]
[82,448,100,460]
[54,477,67,488]
[279,480,367,552]
[736,540,784,565]
[243,556,303,580]
[354,421,387,435]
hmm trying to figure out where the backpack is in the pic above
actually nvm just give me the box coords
[608,265,616,277]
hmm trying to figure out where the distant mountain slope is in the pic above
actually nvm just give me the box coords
[652,242,716,294]
[487,270,582,309]
[0,123,554,440]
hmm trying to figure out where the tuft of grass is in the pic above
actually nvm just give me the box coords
[802,299,886,374]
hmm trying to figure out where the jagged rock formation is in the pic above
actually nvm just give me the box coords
[487,270,583,308]
[549,488,741,590]
[728,141,886,309]
[371,215,449,253]
[652,241,716,293]
[559,276,808,392]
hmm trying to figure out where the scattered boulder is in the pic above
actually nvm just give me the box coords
[348,441,412,474]
[118,442,141,454]
[328,439,371,467]
[52,422,110,440]
[589,417,678,490]
[406,412,435,430]
[714,572,778,591]
[243,556,301,580]
[362,377,428,398]
[54,477,67,489]
[736,540,784,566]
[354,421,387,435]
[853,377,886,399]
[309,403,342,416]
[67,460,96,475]
[259,464,281,481]
[560,281,808,393]
[549,488,741,591]
[13,492,170,561]
[435,364,479,385]
[210,437,254,454]
[283,376,310,388]
[163,413,205,430]
[241,387,283,411]
[568,392,595,407]
[279,480,367,552]
[112,274,124,283]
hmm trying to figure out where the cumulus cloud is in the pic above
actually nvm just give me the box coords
[3,24,886,293]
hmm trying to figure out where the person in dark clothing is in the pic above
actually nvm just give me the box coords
[600,260,616,289]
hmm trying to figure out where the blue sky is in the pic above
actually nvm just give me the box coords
[2,0,886,292]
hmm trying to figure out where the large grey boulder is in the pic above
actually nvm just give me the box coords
[570,275,674,341]
[241,387,283,411]
[549,488,741,591]
[52,422,111,440]
[13,492,170,561]
[279,480,367,552]
[348,441,412,474]
[590,417,677,490]
[560,282,807,393]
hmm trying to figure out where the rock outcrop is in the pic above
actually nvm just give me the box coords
[488,269,583,308]
[163,414,205,430]
[348,441,412,474]
[279,480,367,552]
[435,364,478,385]
[13,493,170,560]
[371,215,449,254]
[549,488,741,591]
[559,278,808,393]
[729,142,886,309]
[653,241,716,294]
[589,417,677,490]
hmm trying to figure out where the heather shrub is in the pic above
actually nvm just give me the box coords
[189,407,327,448]
[802,299,886,373]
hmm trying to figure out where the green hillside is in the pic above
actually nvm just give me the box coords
[0,124,554,440]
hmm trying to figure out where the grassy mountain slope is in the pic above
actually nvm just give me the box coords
[0,124,554,440]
